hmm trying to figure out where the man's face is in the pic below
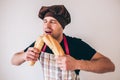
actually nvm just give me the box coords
[43,16,63,40]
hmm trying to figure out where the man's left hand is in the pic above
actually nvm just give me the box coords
[56,55,78,70]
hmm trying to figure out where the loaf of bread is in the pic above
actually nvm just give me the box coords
[42,34,65,56]
[29,34,65,66]
[29,36,44,66]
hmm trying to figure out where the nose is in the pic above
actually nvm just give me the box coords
[45,22,51,29]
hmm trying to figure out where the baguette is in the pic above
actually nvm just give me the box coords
[42,34,53,50]
[29,34,65,66]
[29,36,44,66]
[42,34,65,56]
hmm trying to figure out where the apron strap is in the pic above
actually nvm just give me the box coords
[42,35,70,55]
[42,44,47,52]
[63,35,69,55]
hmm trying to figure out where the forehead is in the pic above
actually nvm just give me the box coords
[43,16,57,21]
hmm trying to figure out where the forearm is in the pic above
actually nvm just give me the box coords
[76,58,115,73]
[11,51,25,66]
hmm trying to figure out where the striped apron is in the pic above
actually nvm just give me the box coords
[40,36,80,80]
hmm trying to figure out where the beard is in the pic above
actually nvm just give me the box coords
[51,33,63,42]
[52,33,60,39]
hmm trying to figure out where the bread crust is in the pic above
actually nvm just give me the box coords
[29,36,44,66]
[46,35,65,56]
[30,34,65,66]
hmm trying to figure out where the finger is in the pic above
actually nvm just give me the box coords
[26,57,38,61]
[55,55,59,59]
[29,51,39,59]
[59,65,66,70]
[25,52,38,61]
[28,47,39,53]
[27,49,39,57]
[56,56,64,61]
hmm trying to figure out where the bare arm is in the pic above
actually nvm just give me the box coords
[57,52,115,73]
[11,51,25,66]
[11,47,40,66]
[76,52,115,73]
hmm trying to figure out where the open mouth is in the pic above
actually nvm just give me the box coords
[45,31,52,34]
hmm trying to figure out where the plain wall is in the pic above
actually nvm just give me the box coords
[0,0,120,80]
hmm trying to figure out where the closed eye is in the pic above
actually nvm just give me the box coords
[43,19,47,23]
[50,20,56,24]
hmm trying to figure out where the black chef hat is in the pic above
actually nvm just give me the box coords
[38,5,71,29]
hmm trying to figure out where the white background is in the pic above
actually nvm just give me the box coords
[0,0,120,80]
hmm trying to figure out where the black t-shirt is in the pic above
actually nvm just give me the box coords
[24,34,96,74]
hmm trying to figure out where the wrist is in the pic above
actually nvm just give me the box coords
[22,52,26,62]
[75,60,82,70]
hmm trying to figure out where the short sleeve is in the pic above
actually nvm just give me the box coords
[24,42,35,52]
[76,40,96,60]
[67,36,96,60]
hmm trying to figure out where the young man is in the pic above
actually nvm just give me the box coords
[11,5,115,80]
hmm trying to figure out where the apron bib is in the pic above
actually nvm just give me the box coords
[39,36,80,80]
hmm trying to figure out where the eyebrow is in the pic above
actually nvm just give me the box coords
[43,18,57,21]
[43,18,56,21]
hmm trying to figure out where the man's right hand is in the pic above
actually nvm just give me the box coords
[24,47,40,62]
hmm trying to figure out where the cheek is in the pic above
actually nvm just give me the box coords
[52,24,63,32]
[58,27,63,32]
[43,24,46,28]
[51,26,57,31]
